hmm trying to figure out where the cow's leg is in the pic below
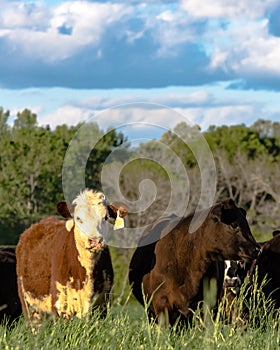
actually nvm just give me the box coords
[169,288,190,318]
[158,307,169,327]
[151,292,170,327]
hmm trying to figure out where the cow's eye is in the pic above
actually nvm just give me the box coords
[76,216,83,224]
[230,222,238,229]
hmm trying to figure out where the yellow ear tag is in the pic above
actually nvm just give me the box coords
[114,210,124,230]
[66,219,74,232]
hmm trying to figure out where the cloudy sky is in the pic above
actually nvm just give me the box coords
[1,0,280,137]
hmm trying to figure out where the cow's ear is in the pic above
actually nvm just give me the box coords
[222,198,236,209]
[273,230,280,237]
[107,201,128,219]
[57,201,74,218]
[211,203,222,222]
[239,208,247,217]
[107,202,128,230]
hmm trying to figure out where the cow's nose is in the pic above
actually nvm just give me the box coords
[87,237,104,249]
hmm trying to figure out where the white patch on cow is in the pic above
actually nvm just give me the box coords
[55,277,94,318]
[20,277,52,320]
[223,260,244,295]
[55,230,101,318]
[224,260,231,279]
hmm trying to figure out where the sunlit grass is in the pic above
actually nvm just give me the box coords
[1,273,280,350]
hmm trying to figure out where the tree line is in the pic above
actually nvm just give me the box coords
[0,107,279,244]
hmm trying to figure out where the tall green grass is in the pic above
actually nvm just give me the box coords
[1,272,280,350]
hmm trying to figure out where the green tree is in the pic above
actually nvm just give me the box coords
[86,127,127,190]
[205,124,268,160]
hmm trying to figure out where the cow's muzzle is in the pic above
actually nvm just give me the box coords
[87,237,105,251]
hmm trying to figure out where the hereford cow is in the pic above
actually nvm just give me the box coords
[16,189,127,323]
[129,199,259,326]
[0,247,22,324]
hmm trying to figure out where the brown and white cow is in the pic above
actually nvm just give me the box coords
[0,247,22,324]
[16,189,127,323]
[129,199,260,326]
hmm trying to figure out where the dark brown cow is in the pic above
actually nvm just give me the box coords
[0,247,22,324]
[129,199,259,326]
[16,189,127,323]
[222,230,280,320]
[253,230,280,309]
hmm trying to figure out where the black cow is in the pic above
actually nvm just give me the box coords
[0,247,22,324]
[222,230,280,321]
[256,230,280,308]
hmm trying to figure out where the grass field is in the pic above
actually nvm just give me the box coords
[1,300,280,350]
[1,276,280,350]
[1,245,280,349]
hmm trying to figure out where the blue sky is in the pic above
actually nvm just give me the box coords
[1,0,280,136]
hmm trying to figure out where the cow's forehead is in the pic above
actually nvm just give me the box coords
[73,190,105,208]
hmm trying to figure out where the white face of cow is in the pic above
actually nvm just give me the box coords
[71,191,108,251]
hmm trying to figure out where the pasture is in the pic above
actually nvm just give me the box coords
[1,289,280,350]
[1,246,280,350]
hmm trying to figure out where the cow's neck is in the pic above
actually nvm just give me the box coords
[177,228,213,298]
[73,230,101,275]
[54,230,102,318]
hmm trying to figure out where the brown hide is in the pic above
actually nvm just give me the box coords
[16,217,113,321]
[0,247,22,324]
[129,199,259,326]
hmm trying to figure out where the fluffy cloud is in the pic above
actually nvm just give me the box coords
[0,0,280,90]
[37,87,264,133]
[180,0,277,19]
[206,17,280,82]
[0,1,48,29]
[0,1,132,61]
[39,105,92,127]
[39,100,260,138]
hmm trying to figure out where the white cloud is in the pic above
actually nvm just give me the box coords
[40,103,195,135]
[0,1,132,61]
[39,96,257,135]
[1,0,280,91]
[207,18,280,76]
[148,9,196,54]
[180,0,277,19]
[0,2,48,29]
[81,89,212,109]
[197,105,256,130]
[40,105,92,127]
